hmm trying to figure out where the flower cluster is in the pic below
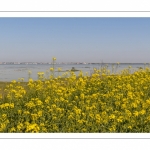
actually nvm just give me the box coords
[0,63,150,132]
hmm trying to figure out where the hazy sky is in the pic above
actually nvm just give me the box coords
[0,18,150,63]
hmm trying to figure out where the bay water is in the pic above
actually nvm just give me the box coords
[0,63,148,82]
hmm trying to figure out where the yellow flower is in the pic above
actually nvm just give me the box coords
[9,127,16,132]
[36,100,43,106]
[2,114,7,119]
[117,116,123,123]
[11,80,17,84]
[38,111,43,117]
[18,110,22,115]
[133,111,139,117]
[26,123,40,133]
[53,57,56,61]
[109,125,116,132]
[80,93,85,100]
[23,111,30,115]
[58,68,62,71]
[139,109,146,115]
[109,114,115,120]
[50,68,54,71]
[17,123,24,131]
[95,114,101,123]
[128,126,132,130]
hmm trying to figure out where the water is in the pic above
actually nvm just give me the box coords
[0,63,148,82]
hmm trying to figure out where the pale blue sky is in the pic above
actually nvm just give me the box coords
[0,18,150,63]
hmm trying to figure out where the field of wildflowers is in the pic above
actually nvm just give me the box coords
[0,58,150,132]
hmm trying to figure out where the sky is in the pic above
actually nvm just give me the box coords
[0,18,150,63]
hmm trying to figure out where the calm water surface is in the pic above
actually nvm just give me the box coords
[0,63,148,81]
